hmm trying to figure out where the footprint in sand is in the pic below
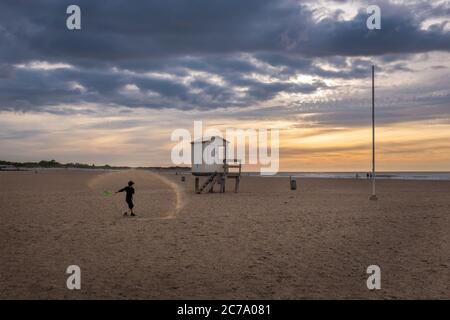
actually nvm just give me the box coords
[88,170,184,220]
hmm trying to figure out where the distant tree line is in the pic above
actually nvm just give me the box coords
[0,159,129,170]
[0,159,191,171]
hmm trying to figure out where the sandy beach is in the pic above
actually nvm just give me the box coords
[0,169,449,299]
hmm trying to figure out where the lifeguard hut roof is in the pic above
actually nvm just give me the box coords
[190,136,229,144]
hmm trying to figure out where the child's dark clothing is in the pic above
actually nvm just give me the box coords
[118,186,135,209]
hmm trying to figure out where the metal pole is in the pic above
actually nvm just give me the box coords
[370,65,378,200]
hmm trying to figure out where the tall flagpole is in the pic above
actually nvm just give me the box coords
[370,65,378,201]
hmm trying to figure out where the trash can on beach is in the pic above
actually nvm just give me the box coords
[290,177,297,190]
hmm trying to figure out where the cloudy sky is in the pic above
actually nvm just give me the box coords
[1,0,449,171]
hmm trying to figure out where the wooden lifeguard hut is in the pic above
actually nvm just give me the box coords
[191,136,241,194]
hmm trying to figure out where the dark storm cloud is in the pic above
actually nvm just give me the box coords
[2,64,326,111]
[289,2,450,57]
[0,0,449,116]
[2,0,448,65]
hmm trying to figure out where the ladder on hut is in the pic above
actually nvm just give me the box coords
[195,159,241,194]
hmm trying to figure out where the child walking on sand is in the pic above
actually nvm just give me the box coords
[116,181,136,216]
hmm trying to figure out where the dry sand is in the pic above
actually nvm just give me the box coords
[0,169,449,299]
